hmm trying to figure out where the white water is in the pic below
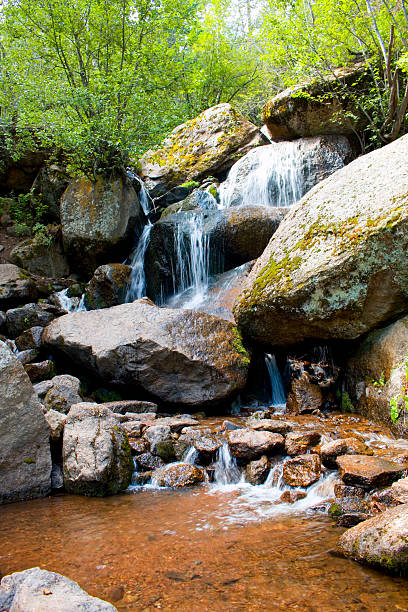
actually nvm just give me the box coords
[127,169,152,217]
[126,221,153,302]
[265,353,286,410]
[219,143,304,209]
[55,288,87,313]
[213,442,242,486]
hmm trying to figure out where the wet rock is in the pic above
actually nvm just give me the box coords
[15,326,43,351]
[248,419,292,435]
[234,134,408,345]
[100,400,158,415]
[321,437,373,469]
[337,455,406,489]
[44,409,67,439]
[43,374,82,414]
[337,504,408,574]
[228,429,284,460]
[144,425,172,454]
[334,483,365,498]
[136,452,164,471]
[43,299,249,408]
[153,463,206,488]
[63,403,134,496]
[245,455,270,485]
[262,64,368,138]
[280,490,307,504]
[329,497,371,526]
[10,233,69,278]
[286,373,323,415]
[178,428,222,461]
[131,471,152,485]
[391,478,408,504]
[223,420,242,431]
[25,360,56,383]
[0,567,117,611]
[6,302,61,338]
[285,431,321,456]
[0,341,51,504]
[128,438,147,455]
[154,415,198,433]
[0,264,37,309]
[282,454,322,487]
[139,103,265,196]
[84,263,131,310]
[61,174,144,275]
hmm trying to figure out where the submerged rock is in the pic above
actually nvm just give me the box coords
[153,463,205,488]
[321,437,373,469]
[0,341,51,504]
[248,418,292,435]
[0,567,117,611]
[43,299,249,408]
[84,263,131,310]
[63,403,134,496]
[228,429,284,460]
[234,134,408,345]
[282,454,321,487]
[337,504,408,575]
[337,455,406,489]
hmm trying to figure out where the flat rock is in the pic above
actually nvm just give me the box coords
[152,463,205,488]
[321,437,373,468]
[337,455,406,489]
[101,400,158,415]
[282,454,321,487]
[247,418,292,435]
[285,431,321,456]
[228,429,284,460]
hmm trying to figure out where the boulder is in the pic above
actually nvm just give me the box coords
[0,341,51,504]
[228,429,284,460]
[6,302,61,338]
[136,452,164,471]
[391,478,408,504]
[337,504,408,574]
[42,299,250,408]
[321,437,373,468]
[84,263,131,310]
[345,314,408,435]
[329,496,371,527]
[31,164,69,222]
[15,326,43,351]
[285,431,321,456]
[63,403,134,496]
[262,64,369,139]
[234,134,408,345]
[61,174,144,275]
[152,463,206,487]
[99,400,158,415]
[337,455,406,489]
[138,103,265,196]
[144,425,172,454]
[25,359,56,383]
[44,409,67,439]
[10,233,69,278]
[33,379,53,399]
[0,567,117,611]
[282,453,322,487]
[43,374,82,414]
[286,373,324,414]
[245,455,270,485]
[0,264,37,309]
[280,490,307,504]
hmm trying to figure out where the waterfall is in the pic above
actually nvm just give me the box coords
[219,142,304,209]
[127,169,152,216]
[126,221,153,302]
[213,442,241,486]
[265,354,286,408]
[55,288,87,313]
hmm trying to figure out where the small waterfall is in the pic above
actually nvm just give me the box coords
[126,221,153,302]
[127,169,152,216]
[55,288,87,313]
[219,143,304,209]
[182,446,198,464]
[213,442,241,486]
[265,354,286,408]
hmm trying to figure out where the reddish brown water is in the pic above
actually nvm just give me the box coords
[1,488,408,611]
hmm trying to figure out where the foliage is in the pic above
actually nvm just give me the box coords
[390,356,408,423]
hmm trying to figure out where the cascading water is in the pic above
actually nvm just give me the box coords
[127,169,153,217]
[213,442,241,486]
[265,353,286,410]
[55,288,87,313]
[126,221,153,302]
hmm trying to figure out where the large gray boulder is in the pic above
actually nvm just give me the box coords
[337,504,408,574]
[63,403,134,496]
[6,302,61,338]
[0,341,51,504]
[234,134,408,345]
[61,174,144,275]
[138,103,265,197]
[43,299,249,408]
[0,567,117,611]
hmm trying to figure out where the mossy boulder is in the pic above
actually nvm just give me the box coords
[0,264,37,309]
[10,232,69,279]
[234,134,408,345]
[138,103,265,196]
[84,263,131,310]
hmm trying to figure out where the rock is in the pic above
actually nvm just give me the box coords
[144,425,172,454]
[122,420,143,437]
[16,348,40,365]
[63,403,134,496]
[6,302,61,338]
[234,134,408,345]
[329,497,371,527]
[43,374,82,414]
[138,103,265,196]
[248,419,292,435]
[285,431,321,456]
[0,341,51,504]
[44,409,67,439]
[159,188,218,219]
[0,567,117,611]
[136,452,164,471]
[61,174,144,275]
[262,64,368,139]
[33,379,53,399]
[280,490,307,503]
[128,438,147,455]
[100,400,158,415]
[0,311,6,332]
[286,373,323,414]
[0,264,37,309]
[43,299,249,408]
[154,439,178,462]
[15,326,43,351]
[223,420,242,431]
[321,437,373,468]
[177,428,222,461]
[345,314,408,435]
[334,483,365,498]
[25,360,56,383]
[31,164,69,222]
[391,478,408,504]
[154,415,198,433]
[245,455,270,485]
[10,233,69,278]
[282,454,321,487]
[131,471,152,485]
[337,504,408,574]
[337,455,406,489]
[228,429,284,460]
[153,463,205,487]
[84,264,131,310]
